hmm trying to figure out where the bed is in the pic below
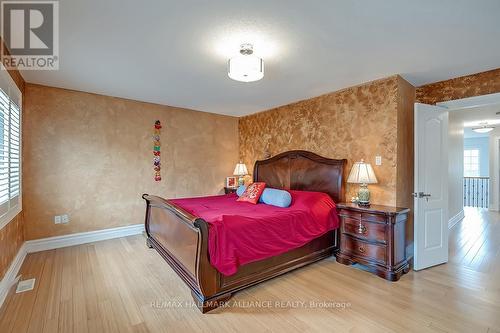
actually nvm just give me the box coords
[142,150,347,313]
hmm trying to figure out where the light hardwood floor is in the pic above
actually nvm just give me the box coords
[1,207,499,333]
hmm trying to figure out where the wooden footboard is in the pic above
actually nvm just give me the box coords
[142,194,220,303]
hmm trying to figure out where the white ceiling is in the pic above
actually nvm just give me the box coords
[459,105,500,125]
[20,0,500,116]
[453,103,500,138]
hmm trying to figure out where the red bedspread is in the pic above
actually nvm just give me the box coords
[170,190,339,276]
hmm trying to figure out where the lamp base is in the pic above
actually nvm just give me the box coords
[357,184,370,206]
[237,177,245,186]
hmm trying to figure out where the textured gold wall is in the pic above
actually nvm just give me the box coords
[0,213,24,278]
[396,78,415,209]
[396,78,416,249]
[239,76,403,206]
[23,84,239,240]
[416,68,500,105]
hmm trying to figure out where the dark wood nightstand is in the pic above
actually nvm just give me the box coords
[224,187,237,194]
[336,203,410,281]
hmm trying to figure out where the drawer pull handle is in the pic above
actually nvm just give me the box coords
[357,224,367,234]
[358,246,365,253]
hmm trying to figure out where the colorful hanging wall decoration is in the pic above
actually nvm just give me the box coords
[153,120,162,181]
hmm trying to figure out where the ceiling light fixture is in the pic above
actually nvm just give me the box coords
[228,43,264,82]
[472,124,495,133]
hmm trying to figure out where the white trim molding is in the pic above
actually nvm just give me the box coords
[448,210,465,230]
[0,224,144,309]
[0,243,27,308]
[25,224,144,253]
[437,92,500,110]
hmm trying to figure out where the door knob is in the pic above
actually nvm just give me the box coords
[412,192,431,201]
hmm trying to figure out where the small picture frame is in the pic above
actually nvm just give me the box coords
[226,176,237,188]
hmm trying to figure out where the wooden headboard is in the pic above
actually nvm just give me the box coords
[253,150,347,203]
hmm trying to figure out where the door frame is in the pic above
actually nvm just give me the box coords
[436,92,500,110]
[436,92,500,212]
[413,92,500,270]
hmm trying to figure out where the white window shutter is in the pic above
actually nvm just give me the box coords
[0,64,22,227]
[9,101,21,208]
[0,89,10,215]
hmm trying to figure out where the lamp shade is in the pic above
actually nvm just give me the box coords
[347,160,378,184]
[228,55,264,82]
[233,162,248,176]
[228,44,264,83]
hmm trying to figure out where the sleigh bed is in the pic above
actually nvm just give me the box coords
[142,150,347,313]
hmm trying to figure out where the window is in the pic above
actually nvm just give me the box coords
[464,149,480,177]
[0,65,22,229]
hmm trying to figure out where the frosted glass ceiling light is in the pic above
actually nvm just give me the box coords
[228,43,264,82]
[472,126,494,133]
[472,122,495,133]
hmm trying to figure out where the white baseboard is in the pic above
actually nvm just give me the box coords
[0,224,144,309]
[25,224,144,253]
[0,243,27,309]
[448,210,465,230]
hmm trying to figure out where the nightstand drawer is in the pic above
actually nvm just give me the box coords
[341,234,386,264]
[342,217,386,244]
[338,209,361,220]
[361,212,387,224]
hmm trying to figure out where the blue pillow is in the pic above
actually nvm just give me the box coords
[236,185,247,196]
[236,185,291,208]
[260,188,292,208]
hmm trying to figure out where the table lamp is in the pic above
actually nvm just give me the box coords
[347,159,378,206]
[233,161,248,186]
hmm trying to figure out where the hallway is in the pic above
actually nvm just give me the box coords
[450,207,500,274]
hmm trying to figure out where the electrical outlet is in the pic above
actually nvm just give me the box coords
[375,156,382,166]
[61,214,70,224]
[54,215,61,224]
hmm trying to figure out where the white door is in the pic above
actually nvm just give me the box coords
[414,103,449,270]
